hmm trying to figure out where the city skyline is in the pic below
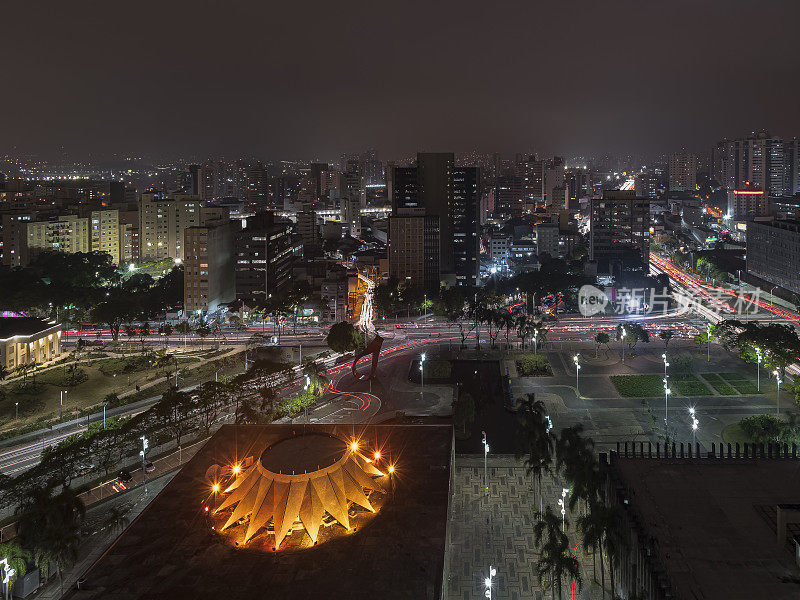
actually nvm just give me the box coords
[2,1,799,161]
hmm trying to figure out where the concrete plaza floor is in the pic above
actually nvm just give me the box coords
[448,454,609,600]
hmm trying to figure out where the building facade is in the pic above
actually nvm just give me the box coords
[183,221,236,314]
[747,219,800,294]
[388,208,440,291]
[234,213,294,304]
[0,317,62,371]
[589,190,650,271]
[139,193,203,261]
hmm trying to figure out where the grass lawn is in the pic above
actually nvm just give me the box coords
[516,353,553,377]
[722,422,752,445]
[671,374,712,396]
[611,374,711,397]
[610,374,665,397]
[0,349,245,433]
[719,372,761,394]
[701,373,738,395]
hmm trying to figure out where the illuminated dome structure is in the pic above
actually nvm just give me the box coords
[214,432,387,549]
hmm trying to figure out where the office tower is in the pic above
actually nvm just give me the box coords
[515,156,544,204]
[340,169,363,237]
[495,175,525,217]
[388,207,440,291]
[200,162,216,202]
[589,190,650,271]
[389,153,479,286]
[183,218,235,314]
[747,220,800,294]
[564,168,591,209]
[536,217,560,257]
[177,165,200,195]
[543,157,565,205]
[234,213,293,305]
[138,193,203,261]
[727,186,770,221]
[296,210,321,257]
[635,169,663,199]
[479,189,495,225]
[310,163,328,200]
[668,150,697,191]
[245,165,269,209]
[89,209,121,263]
[784,139,800,196]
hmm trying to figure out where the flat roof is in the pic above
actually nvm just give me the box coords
[0,317,58,339]
[610,456,800,599]
[65,424,453,600]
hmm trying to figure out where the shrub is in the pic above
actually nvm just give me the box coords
[516,354,553,377]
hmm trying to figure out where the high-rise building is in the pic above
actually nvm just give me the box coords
[139,193,204,261]
[234,213,294,305]
[747,219,800,294]
[23,209,120,265]
[390,154,479,286]
[589,190,650,271]
[727,187,770,221]
[784,138,800,196]
[714,131,787,195]
[388,207,440,291]
[245,165,269,209]
[340,170,363,237]
[296,210,321,257]
[495,175,525,217]
[183,217,236,314]
[668,150,697,192]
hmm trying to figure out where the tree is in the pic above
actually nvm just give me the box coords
[501,310,515,349]
[0,540,29,598]
[533,506,581,600]
[176,321,192,347]
[154,389,195,448]
[739,413,800,445]
[196,325,211,349]
[555,425,599,508]
[531,322,548,354]
[325,321,364,354]
[124,324,138,352]
[158,322,173,347]
[616,322,649,349]
[196,381,230,434]
[16,485,86,596]
[515,395,554,511]
[139,321,151,352]
[659,328,674,349]
[594,332,610,357]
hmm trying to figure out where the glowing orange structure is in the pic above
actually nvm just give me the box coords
[215,432,385,549]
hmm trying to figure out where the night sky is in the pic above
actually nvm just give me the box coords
[2,0,799,161]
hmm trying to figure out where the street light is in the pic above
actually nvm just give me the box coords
[755,347,762,392]
[573,354,581,396]
[60,389,67,420]
[706,323,712,362]
[774,370,782,415]
[14,402,18,421]
[663,377,671,439]
[1,557,16,600]
[139,435,149,472]
[481,431,489,496]
[770,286,779,322]
[533,330,538,355]
[620,326,626,363]
[689,407,698,446]
[662,353,669,378]
[557,488,569,532]
[419,353,426,389]
[103,401,110,429]
[484,566,497,599]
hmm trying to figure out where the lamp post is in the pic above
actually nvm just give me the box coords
[770,286,778,322]
[1,557,16,600]
[14,402,18,421]
[533,330,538,355]
[662,353,669,378]
[139,435,149,472]
[706,323,712,362]
[60,389,67,420]
[424,294,427,320]
[774,370,782,415]
[573,353,581,396]
[663,377,671,440]
[688,407,699,446]
[484,566,497,600]
[557,488,569,532]
[481,431,489,496]
[419,353,426,390]
[620,326,626,363]
[103,402,109,429]
[755,347,762,392]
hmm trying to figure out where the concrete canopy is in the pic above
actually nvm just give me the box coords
[216,432,385,549]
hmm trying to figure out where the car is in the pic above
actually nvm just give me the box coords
[77,464,95,476]
[144,461,156,473]
[117,469,133,484]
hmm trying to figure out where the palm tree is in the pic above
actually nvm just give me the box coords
[501,311,515,350]
[659,328,674,349]
[534,506,581,600]
[555,425,599,509]
[515,394,554,511]
[516,315,532,349]
[531,322,548,354]
[16,485,85,596]
[0,540,29,600]
[578,499,627,599]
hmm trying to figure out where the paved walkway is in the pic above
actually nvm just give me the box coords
[448,455,609,600]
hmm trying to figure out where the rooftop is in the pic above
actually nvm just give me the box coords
[610,455,800,599]
[0,317,59,339]
[65,424,453,600]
